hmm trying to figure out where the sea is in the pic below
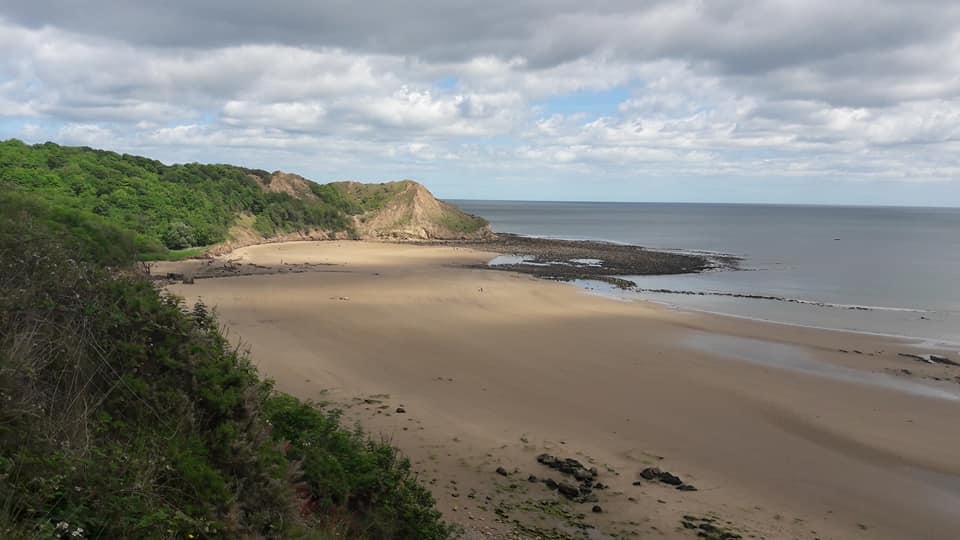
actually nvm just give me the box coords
[452,200,960,347]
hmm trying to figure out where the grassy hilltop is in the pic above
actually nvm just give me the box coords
[0,139,490,261]
[0,143,458,538]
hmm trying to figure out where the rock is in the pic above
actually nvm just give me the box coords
[676,484,698,491]
[495,467,509,476]
[631,480,643,486]
[659,472,683,486]
[639,466,685,486]
[527,474,538,483]
[593,482,606,489]
[592,505,603,513]
[898,352,960,366]
[557,482,581,499]
[559,458,585,474]
[573,468,593,482]
[395,407,406,413]
[930,354,959,366]
[544,478,558,490]
[639,467,660,480]
[536,453,556,465]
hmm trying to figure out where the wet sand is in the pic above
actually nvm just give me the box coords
[162,241,960,539]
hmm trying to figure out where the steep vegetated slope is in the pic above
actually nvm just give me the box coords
[0,185,451,539]
[0,140,490,260]
[330,180,492,240]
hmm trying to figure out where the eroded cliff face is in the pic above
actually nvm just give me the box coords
[343,180,493,240]
[213,174,492,254]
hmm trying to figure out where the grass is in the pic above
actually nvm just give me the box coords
[437,205,488,234]
[139,246,210,261]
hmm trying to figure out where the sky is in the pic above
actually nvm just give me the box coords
[1,1,959,205]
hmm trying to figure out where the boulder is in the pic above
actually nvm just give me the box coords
[659,472,683,486]
[557,482,580,499]
[639,467,660,480]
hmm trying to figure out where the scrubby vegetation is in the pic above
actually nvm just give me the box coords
[0,139,351,258]
[1,140,489,258]
[437,207,489,235]
[323,182,411,215]
[0,198,450,538]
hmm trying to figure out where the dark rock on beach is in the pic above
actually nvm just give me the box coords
[536,453,608,503]
[431,233,735,288]
[557,482,581,499]
[898,352,959,366]
[640,467,694,489]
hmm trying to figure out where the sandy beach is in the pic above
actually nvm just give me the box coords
[162,241,960,539]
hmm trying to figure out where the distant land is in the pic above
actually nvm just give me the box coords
[0,139,491,262]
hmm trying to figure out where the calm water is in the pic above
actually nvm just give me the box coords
[452,201,960,345]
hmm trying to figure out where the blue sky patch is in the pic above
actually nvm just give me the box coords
[537,85,632,119]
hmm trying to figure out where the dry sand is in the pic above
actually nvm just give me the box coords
[162,241,960,539]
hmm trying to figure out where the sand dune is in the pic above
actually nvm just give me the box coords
[164,241,960,539]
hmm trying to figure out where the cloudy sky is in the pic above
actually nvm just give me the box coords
[2,1,959,205]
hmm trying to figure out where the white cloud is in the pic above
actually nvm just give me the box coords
[0,2,959,200]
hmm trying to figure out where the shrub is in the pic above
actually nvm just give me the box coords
[0,211,450,539]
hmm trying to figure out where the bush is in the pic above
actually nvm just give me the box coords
[0,215,450,539]
[265,396,449,539]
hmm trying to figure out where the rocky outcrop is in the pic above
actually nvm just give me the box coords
[209,175,492,256]
[338,180,493,241]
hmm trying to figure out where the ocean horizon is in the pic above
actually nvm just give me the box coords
[453,199,960,346]
[453,199,960,210]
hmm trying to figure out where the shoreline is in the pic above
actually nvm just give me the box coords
[156,235,955,351]
[579,280,960,351]
[160,240,960,539]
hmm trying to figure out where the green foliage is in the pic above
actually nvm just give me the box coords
[325,181,411,214]
[0,139,351,254]
[264,396,449,539]
[0,216,450,539]
[138,246,210,262]
[252,192,350,237]
[438,206,488,234]
[0,189,146,266]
